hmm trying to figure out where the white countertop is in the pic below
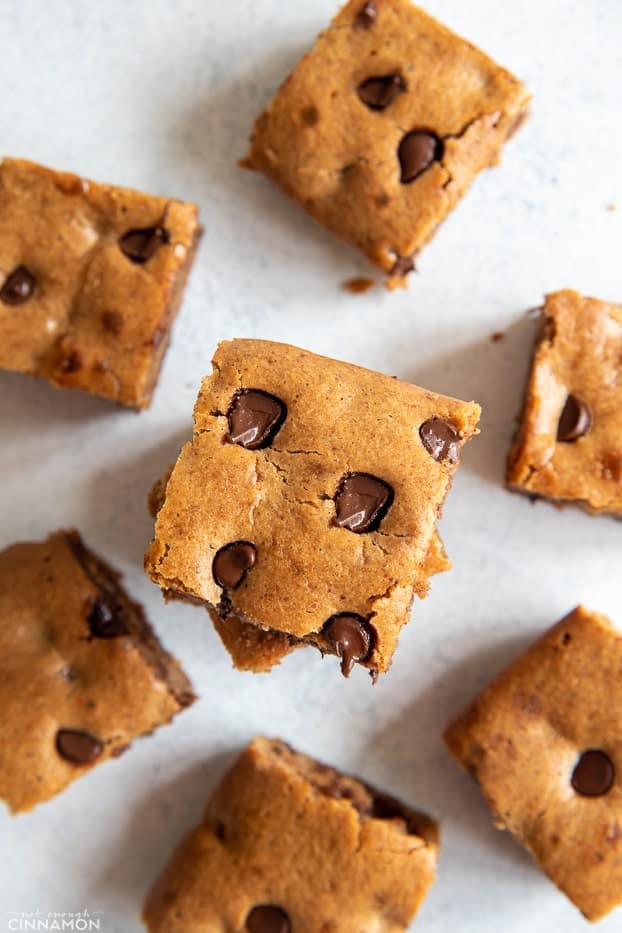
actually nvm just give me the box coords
[1,0,621,930]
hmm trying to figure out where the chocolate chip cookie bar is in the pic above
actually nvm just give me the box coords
[0,530,194,812]
[0,158,201,408]
[242,0,530,286]
[143,737,439,931]
[507,290,622,516]
[145,338,480,678]
[445,606,622,922]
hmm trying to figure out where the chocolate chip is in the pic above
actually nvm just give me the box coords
[371,791,420,835]
[355,0,377,27]
[358,74,405,111]
[333,473,393,533]
[119,226,169,263]
[571,750,615,797]
[398,131,443,183]
[419,418,461,463]
[59,351,82,374]
[390,254,415,277]
[227,389,287,450]
[56,729,103,765]
[0,266,36,305]
[372,792,406,820]
[557,395,592,442]
[246,906,290,933]
[87,597,128,638]
[323,613,372,677]
[213,541,257,589]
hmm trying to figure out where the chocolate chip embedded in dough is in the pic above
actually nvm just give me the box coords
[226,389,287,450]
[358,74,405,111]
[213,541,257,589]
[354,0,377,28]
[87,597,128,638]
[56,729,103,765]
[323,613,372,677]
[0,266,36,305]
[119,226,169,263]
[245,905,291,933]
[419,418,461,463]
[557,395,592,442]
[59,351,82,374]
[333,473,393,533]
[398,131,443,183]
[571,750,615,797]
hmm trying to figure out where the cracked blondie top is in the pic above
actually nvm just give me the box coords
[145,338,480,678]
[445,606,622,922]
[143,737,439,932]
[507,290,622,516]
[0,158,200,408]
[242,0,530,286]
[0,530,194,812]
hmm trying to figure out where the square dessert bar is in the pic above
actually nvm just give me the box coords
[445,606,622,922]
[144,737,439,931]
[242,0,530,285]
[0,158,201,408]
[508,290,622,516]
[0,530,194,812]
[145,338,480,678]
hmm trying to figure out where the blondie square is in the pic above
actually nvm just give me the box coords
[0,530,194,812]
[143,737,439,932]
[445,606,622,922]
[0,158,201,408]
[242,0,530,285]
[507,290,622,516]
[145,338,480,678]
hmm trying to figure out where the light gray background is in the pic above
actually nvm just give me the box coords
[1,0,621,930]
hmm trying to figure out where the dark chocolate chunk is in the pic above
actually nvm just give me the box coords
[246,906,290,933]
[227,389,287,450]
[398,131,443,183]
[0,266,36,305]
[213,541,257,589]
[419,418,461,463]
[323,613,372,677]
[87,597,128,638]
[333,472,393,533]
[355,0,377,28]
[571,750,615,797]
[56,729,103,765]
[390,254,415,278]
[358,74,405,111]
[557,395,592,442]
[119,226,169,263]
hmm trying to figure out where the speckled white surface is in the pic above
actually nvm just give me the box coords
[1,0,622,930]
